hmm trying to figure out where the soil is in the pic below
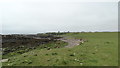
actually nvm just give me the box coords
[58,37,84,48]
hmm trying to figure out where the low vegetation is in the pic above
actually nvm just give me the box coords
[2,32,118,66]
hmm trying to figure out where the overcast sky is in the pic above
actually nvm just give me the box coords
[0,0,118,34]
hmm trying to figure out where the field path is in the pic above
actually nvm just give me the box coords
[58,36,84,48]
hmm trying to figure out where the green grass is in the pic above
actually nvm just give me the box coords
[2,40,67,59]
[2,32,118,66]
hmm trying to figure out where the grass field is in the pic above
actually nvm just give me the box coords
[2,32,118,66]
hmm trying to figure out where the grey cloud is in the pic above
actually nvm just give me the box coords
[1,1,118,34]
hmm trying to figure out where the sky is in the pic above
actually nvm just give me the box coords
[0,0,119,34]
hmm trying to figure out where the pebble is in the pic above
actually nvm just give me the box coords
[80,62,83,66]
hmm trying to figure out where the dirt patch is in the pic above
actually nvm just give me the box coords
[58,37,85,48]
[0,59,9,62]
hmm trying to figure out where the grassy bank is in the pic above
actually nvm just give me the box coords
[2,32,118,66]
